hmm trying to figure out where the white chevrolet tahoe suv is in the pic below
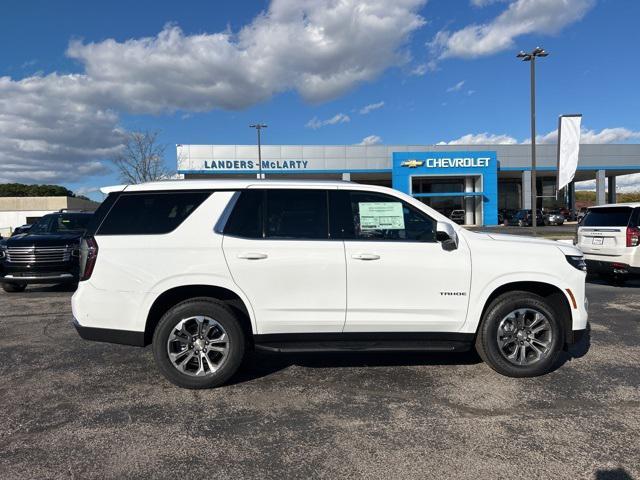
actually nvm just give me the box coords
[576,203,640,283]
[72,180,588,389]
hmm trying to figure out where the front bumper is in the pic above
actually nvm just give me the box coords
[1,272,76,284]
[72,318,145,347]
[1,260,79,284]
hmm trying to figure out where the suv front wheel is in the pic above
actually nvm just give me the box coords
[152,297,245,389]
[475,291,563,377]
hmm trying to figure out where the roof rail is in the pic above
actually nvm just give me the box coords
[58,209,91,213]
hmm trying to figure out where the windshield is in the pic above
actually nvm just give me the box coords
[29,214,92,234]
[582,207,633,227]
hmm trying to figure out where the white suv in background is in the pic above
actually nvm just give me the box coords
[72,180,588,389]
[577,203,640,282]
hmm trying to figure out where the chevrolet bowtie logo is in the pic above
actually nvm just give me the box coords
[401,160,424,168]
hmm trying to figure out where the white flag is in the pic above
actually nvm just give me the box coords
[557,114,582,190]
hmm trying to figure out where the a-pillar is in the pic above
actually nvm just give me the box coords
[464,177,475,225]
[596,170,606,205]
[607,176,616,204]
[521,170,532,209]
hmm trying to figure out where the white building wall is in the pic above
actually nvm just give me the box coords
[0,210,50,236]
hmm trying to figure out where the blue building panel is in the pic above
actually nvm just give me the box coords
[392,151,499,226]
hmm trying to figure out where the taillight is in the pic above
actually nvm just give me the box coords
[79,236,99,281]
[627,227,640,247]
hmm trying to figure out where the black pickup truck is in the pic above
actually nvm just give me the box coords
[0,211,93,292]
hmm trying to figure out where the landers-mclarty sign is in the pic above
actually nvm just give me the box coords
[203,160,310,170]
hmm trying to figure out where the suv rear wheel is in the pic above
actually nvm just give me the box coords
[475,291,563,377]
[152,297,245,389]
[2,282,27,293]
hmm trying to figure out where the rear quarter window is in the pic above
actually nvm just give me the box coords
[582,207,633,227]
[97,191,210,235]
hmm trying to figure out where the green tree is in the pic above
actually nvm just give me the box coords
[0,183,75,197]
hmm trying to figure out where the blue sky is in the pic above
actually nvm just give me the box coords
[1,0,639,199]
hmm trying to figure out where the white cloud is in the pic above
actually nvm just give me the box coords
[576,174,640,193]
[0,0,427,183]
[446,80,465,92]
[358,135,383,145]
[431,0,594,60]
[470,0,510,7]
[438,132,518,145]
[442,127,640,146]
[0,74,123,184]
[306,113,351,129]
[359,101,385,115]
[526,127,640,144]
[68,0,426,109]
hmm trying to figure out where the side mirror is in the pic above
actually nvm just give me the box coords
[436,221,458,251]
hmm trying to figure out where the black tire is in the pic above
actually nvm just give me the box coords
[2,282,27,293]
[152,297,245,389]
[475,291,564,377]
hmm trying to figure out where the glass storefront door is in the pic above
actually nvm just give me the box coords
[411,176,480,225]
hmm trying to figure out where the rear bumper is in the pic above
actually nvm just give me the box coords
[585,259,640,275]
[72,318,145,347]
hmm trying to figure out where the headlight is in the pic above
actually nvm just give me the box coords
[0,245,6,259]
[566,255,587,272]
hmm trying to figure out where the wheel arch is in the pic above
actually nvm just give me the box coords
[477,281,573,346]
[144,284,255,346]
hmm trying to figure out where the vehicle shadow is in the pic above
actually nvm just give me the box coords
[595,467,635,480]
[230,349,483,385]
[25,283,78,293]
[231,323,593,385]
[586,274,640,289]
[555,322,592,371]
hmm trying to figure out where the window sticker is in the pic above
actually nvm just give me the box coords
[358,202,405,230]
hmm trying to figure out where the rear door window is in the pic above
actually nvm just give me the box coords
[224,190,264,239]
[582,207,633,227]
[265,190,328,239]
[224,189,330,240]
[97,191,210,235]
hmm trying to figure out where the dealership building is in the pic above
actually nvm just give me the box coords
[177,144,640,226]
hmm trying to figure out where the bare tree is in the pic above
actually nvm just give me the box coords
[111,131,170,184]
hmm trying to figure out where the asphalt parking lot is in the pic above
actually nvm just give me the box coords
[0,277,638,479]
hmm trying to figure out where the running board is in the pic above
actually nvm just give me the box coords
[253,332,473,353]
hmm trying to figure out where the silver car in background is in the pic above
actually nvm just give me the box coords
[544,210,565,226]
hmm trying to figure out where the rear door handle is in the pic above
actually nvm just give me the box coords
[237,252,268,260]
[351,253,380,261]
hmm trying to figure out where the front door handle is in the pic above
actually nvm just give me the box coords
[237,252,268,260]
[351,253,380,261]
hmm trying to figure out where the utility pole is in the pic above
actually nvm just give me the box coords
[517,47,548,235]
[249,124,267,179]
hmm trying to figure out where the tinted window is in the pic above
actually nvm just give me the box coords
[97,192,210,235]
[29,214,91,234]
[344,191,435,242]
[583,207,633,227]
[85,192,119,236]
[265,190,328,239]
[224,190,264,239]
[631,208,640,228]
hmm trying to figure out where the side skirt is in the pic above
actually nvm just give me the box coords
[253,332,474,353]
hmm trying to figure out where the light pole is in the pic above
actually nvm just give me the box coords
[250,124,267,179]
[517,47,548,235]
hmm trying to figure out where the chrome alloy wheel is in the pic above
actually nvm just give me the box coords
[167,316,229,376]
[496,308,553,366]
